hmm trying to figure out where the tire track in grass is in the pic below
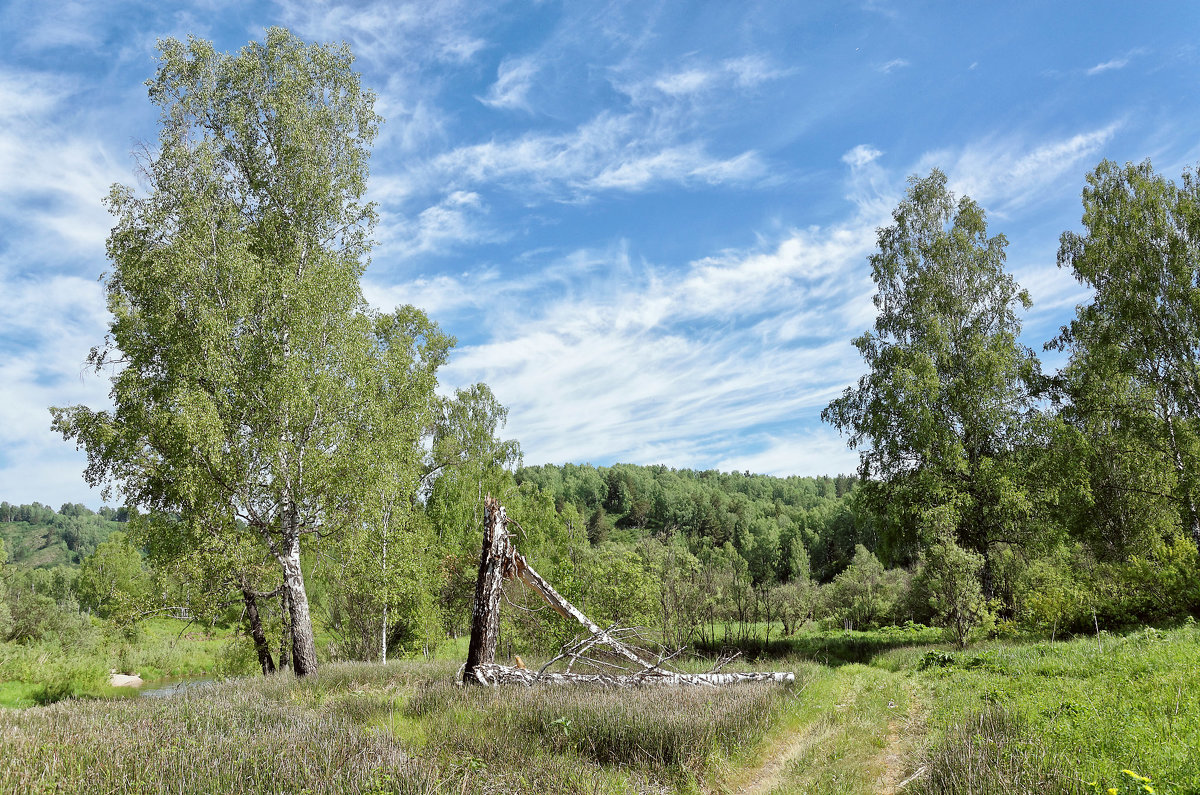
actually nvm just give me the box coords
[735,714,834,795]
[731,666,921,794]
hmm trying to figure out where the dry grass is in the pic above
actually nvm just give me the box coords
[0,656,793,794]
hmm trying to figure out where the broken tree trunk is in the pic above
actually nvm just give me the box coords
[463,496,514,684]
[463,496,795,688]
[512,551,656,669]
[468,663,794,687]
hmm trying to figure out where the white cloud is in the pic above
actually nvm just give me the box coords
[654,68,713,96]
[842,144,882,168]
[377,190,500,259]
[415,111,763,199]
[273,0,487,67]
[622,55,791,104]
[918,123,1120,213]
[0,69,130,258]
[1087,56,1129,76]
[364,270,496,317]
[374,87,449,153]
[480,55,541,111]
[9,0,105,53]
[0,70,72,119]
[879,58,909,74]
[413,196,882,473]
[714,429,860,478]
[723,55,794,87]
[590,145,764,190]
[0,274,113,506]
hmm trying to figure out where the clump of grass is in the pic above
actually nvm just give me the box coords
[914,624,1200,794]
[410,676,789,777]
[0,678,440,794]
[915,703,1066,794]
[0,641,108,705]
[2,656,782,794]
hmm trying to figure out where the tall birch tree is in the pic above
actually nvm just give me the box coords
[822,170,1041,568]
[50,29,381,676]
[1054,159,1200,551]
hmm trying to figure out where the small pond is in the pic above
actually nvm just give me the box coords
[137,677,216,698]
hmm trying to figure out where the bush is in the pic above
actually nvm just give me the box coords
[214,635,260,677]
[912,533,987,648]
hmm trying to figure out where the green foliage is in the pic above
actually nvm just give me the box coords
[0,501,125,568]
[76,531,151,619]
[822,544,909,630]
[1054,158,1200,553]
[823,169,1040,563]
[577,544,658,628]
[1,559,90,644]
[913,531,987,647]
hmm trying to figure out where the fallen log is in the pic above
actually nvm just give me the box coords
[512,551,656,669]
[469,663,795,688]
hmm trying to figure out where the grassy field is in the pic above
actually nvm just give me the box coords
[0,618,243,708]
[0,624,1196,793]
[907,623,1200,794]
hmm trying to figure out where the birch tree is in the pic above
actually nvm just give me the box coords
[50,29,380,676]
[822,170,1041,568]
[1054,159,1200,551]
[325,307,451,663]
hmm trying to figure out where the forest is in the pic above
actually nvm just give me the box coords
[3,27,1199,795]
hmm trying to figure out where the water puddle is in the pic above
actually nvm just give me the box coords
[137,677,216,698]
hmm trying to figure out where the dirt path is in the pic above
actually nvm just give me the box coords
[734,718,830,795]
[876,718,904,794]
[874,682,923,794]
[732,670,923,795]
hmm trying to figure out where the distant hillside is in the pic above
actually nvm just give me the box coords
[0,502,127,568]
[515,463,867,581]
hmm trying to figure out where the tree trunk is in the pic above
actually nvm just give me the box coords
[279,582,292,672]
[241,589,276,675]
[468,663,795,687]
[463,497,512,684]
[381,535,388,666]
[280,533,319,676]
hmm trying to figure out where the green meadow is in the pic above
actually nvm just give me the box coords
[2,622,1196,794]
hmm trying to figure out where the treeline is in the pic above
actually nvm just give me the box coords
[516,465,862,580]
[0,502,126,567]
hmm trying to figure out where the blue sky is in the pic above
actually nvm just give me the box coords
[2,1,1199,508]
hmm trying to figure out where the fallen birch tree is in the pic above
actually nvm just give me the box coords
[462,496,794,687]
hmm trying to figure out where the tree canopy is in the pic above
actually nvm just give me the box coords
[51,28,388,676]
[1054,159,1200,551]
[823,170,1041,565]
